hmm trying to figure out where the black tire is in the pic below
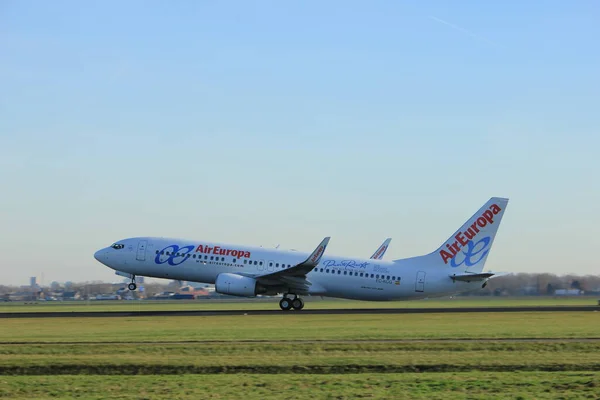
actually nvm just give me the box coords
[292,298,304,310]
[279,298,292,311]
[128,283,137,291]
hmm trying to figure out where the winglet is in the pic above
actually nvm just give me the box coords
[305,237,330,266]
[370,238,392,260]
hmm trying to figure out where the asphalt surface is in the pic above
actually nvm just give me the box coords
[1,305,599,318]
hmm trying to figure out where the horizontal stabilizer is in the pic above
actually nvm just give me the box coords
[449,272,495,282]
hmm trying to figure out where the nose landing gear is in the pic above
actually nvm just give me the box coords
[279,294,304,311]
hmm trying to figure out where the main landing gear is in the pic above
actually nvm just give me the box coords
[128,275,137,291]
[279,294,304,311]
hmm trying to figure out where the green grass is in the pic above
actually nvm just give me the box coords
[1,341,599,374]
[1,313,598,342]
[1,312,598,399]
[1,296,597,313]
[2,373,599,399]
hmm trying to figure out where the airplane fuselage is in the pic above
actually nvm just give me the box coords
[94,236,479,301]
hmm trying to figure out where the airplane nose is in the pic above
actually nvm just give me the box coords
[94,249,108,265]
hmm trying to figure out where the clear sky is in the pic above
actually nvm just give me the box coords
[1,1,598,285]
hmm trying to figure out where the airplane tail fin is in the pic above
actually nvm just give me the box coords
[397,197,509,273]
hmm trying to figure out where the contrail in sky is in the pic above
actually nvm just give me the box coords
[428,15,497,47]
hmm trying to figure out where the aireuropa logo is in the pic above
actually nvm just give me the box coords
[449,236,491,268]
[372,245,387,260]
[439,202,502,264]
[155,243,252,266]
[310,245,326,263]
[155,244,195,266]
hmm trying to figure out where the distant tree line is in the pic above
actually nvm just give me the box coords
[461,273,600,296]
[1,273,599,298]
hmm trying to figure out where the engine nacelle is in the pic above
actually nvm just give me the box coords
[215,273,263,297]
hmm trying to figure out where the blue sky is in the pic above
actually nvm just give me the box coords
[1,0,598,285]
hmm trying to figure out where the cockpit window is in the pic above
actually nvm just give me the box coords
[111,243,125,250]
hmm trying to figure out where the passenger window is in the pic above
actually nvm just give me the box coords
[269,262,272,267]
[337,270,341,274]
[210,256,214,260]
[233,259,236,263]
[360,273,364,277]
[155,250,159,254]
[371,274,374,278]
[326,269,329,273]
[276,263,279,267]
[192,255,196,258]
[166,252,170,255]
[244,260,247,264]
[254,261,258,265]
[320,268,323,272]
[392,276,395,280]
[221,257,225,261]
[259,261,263,265]
[343,271,347,275]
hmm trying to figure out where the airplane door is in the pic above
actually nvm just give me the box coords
[415,271,426,292]
[267,260,275,272]
[258,260,265,272]
[136,240,147,261]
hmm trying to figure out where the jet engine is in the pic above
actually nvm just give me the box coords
[215,273,266,297]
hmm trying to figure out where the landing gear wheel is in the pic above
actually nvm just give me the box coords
[128,283,137,291]
[279,298,292,311]
[291,298,304,311]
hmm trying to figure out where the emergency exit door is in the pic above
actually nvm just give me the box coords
[415,271,426,292]
[136,240,147,261]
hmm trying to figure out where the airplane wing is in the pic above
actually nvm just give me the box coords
[370,238,391,260]
[252,237,330,293]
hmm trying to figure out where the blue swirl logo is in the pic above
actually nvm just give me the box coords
[155,244,195,266]
[450,236,491,268]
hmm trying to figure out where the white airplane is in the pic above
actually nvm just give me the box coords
[94,197,508,311]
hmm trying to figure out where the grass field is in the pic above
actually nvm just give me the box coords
[2,373,599,400]
[1,310,599,399]
[1,296,598,313]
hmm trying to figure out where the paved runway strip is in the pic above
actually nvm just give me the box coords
[1,305,599,318]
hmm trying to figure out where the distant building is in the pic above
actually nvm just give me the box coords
[554,289,583,296]
[95,294,121,300]
[29,277,37,287]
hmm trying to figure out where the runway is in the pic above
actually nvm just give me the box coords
[2,337,600,345]
[1,305,599,318]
